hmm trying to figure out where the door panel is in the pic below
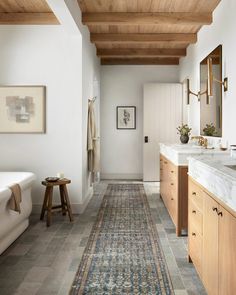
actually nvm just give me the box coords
[143,83,182,181]
[202,192,219,295]
[218,206,236,295]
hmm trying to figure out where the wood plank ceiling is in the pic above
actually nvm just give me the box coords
[0,0,59,25]
[78,0,221,65]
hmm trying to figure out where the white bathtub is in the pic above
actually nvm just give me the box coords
[0,172,36,255]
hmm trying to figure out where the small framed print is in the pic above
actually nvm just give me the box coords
[116,106,136,130]
[0,85,46,133]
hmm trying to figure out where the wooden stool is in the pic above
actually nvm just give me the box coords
[40,178,73,227]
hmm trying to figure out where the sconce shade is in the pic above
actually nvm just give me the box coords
[207,57,213,97]
[207,56,228,95]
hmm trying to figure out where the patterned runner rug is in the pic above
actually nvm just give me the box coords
[70,184,173,295]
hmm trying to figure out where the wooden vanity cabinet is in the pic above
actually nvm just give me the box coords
[160,154,188,236]
[202,191,219,295]
[188,177,236,295]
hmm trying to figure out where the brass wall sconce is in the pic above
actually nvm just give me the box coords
[187,79,201,104]
[207,57,228,96]
[187,79,210,105]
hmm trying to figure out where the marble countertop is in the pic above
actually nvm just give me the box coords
[160,143,229,166]
[188,154,236,212]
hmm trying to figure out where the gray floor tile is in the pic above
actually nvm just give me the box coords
[0,181,205,294]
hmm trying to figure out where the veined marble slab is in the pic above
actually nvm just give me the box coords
[188,154,236,211]
[160,143,229,166]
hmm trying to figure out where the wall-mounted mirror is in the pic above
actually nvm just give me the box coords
[200,45,222,137]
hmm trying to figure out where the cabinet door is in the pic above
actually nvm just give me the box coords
[188,220,202,277]
[219,206,236,295]
[202,192,219,295]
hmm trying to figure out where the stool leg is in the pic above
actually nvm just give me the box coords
[59,185,66,216]
[40,187,50,221]
[47,187,53,227]
[62,184,73,222]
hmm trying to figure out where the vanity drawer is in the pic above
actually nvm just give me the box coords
[189,221,202,278]
[169,179,178,196]
[169,192,177,225]
[160,155,164,169]
[189,179,203,211]
[168,162,178,179]
[189,199,203,235]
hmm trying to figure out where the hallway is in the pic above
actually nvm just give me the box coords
[0,181,205,295]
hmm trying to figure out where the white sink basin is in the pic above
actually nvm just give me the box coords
[225,165,236,171]
[172,144,203,149]
[160,143,229,166]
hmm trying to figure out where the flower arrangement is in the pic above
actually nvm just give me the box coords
[203,123,216,136]
[176,124,192,136]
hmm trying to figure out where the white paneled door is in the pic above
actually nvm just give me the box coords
[143,83,183,181]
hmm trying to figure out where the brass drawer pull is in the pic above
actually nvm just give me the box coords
[171,198,174,201]
[192,210,196,214]
[212,207,218,213]
[171,170,174,173]
[171,183,174,186]
[192,232,196,236]
[218,211,223,217]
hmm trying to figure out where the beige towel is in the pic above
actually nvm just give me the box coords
[8,184,22,213]
[87,100,100,176]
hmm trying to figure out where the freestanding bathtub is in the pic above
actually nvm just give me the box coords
[0,172,36,255]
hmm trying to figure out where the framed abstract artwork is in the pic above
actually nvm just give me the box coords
[116,106,136,130]
[0,86,46,133]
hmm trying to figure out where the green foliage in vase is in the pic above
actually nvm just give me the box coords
[203,123,216,136]
[176,124,192,136]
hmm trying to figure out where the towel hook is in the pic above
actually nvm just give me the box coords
[88,96,97,102]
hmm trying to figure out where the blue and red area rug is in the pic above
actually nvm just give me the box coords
[70,184,173,295]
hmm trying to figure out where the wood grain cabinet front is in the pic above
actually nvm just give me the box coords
[202,191,219,295]
[188,177,236,295]
[160,154,188,236]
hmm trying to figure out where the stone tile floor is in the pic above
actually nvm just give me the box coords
[0,181,206,295]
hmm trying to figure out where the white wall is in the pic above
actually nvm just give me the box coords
[58,0,101,203]
[0,26,83,209]
[179,0,236,144]
[0,1,100,213]
[101,65,179,179]
[82,33,100,201]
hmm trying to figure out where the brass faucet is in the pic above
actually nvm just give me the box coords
[191,136,208,148]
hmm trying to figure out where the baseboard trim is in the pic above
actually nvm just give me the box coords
[101,173,143,180]
[32,186,94,215]
[74,186,94,214]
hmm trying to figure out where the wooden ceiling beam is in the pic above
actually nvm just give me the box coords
[91,33,197,44]
[0,12,59,25]
[101,58,180,65]
[97,48,186,58]
[83,12,212,26]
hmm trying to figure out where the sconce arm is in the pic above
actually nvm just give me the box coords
[213,77,228,91]
[188,89,199,97]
